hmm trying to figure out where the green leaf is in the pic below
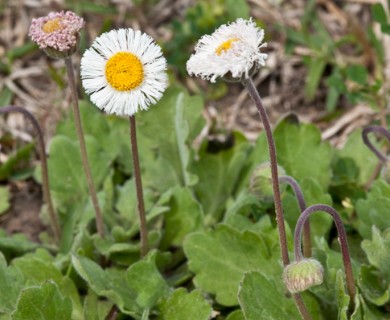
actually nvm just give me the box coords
[372,3,388,24]
[0,253,24,314]
[238,271,321,320]
[335,270,351,320]
[273,119,333,191]
[359,294,389,319]
[310,238,362,318]
[138,87,204,190]
[13,256,83,320]
[183,224,280,306]
[224,190,259,217]
[326,85,340,112]
[45,135,111,208]
[0,186,10,214]
[326,68,347,95]
[338,129,381,185]
[126,250,170,309]
[226,310,245,320]
[304,57,326,101]
[11,281,72,320]
[381,23,390,34]
[333,270,364,320]
[225,0,249,20]
[0,88,13,106]
[115,178,156,226]
[83,290,113,320]
[57,100,124,163]
[0,143,34,180]
[157,288,212,320]
[71,255,141,316]
[358,265,390,306]
[6,42,38,62]
[224,214,288,256]
[93,236,140,266]
[192,132,252,224]
[346,65,368,85]
[361,226,390,280]
[160,186,204,248]
[0,230,40,257]
[356,180,390,238]
[331,157,360,187]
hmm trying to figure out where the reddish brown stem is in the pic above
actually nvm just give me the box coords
[294,204,356,310]
[245,78,311,320]
[64,57,105,238]
[105,305,118,320]
[279,176,311,257]
[362,126,390,163]
[245,78,289,265]
[0,106,61,242]
[129,115,148,257]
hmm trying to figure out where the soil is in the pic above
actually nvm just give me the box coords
[0,180,45,242]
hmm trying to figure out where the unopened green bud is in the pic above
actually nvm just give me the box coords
[249,162,286,203]
[283,258,324,293]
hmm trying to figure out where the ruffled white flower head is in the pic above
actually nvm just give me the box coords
[187,18,268,83]
[80,28,168,116]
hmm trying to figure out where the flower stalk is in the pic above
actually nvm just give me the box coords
[0,106,61,242]
[279,175,311,257]
[294,204,356,309]
[185,17,311,319]
[362,126,390,163]
[80,28,168,255]
[245,78,311,320]
[65,57,105,238]
[246,77,289,266]
[129,115,148,257]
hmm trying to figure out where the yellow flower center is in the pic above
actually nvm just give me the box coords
[105,52,144,91]
[42,18,62,33]
[215,38,239,56]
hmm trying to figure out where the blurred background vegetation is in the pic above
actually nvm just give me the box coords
[0,0,389,236]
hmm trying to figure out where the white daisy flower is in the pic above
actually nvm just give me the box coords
[187,18,268,83]
[80,28,168,116]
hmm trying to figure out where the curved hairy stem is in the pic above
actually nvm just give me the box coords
[279,176,311,257]
[295,204,356,310]
[0,106,61,242]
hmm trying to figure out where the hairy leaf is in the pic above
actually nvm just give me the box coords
[12,281,72,320]
[126,251,170,308]
[158,288,212,320]
[183,224,280,306]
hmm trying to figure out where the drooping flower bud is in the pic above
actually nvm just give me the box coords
[249,162,286,203]
[283,258,324,293]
